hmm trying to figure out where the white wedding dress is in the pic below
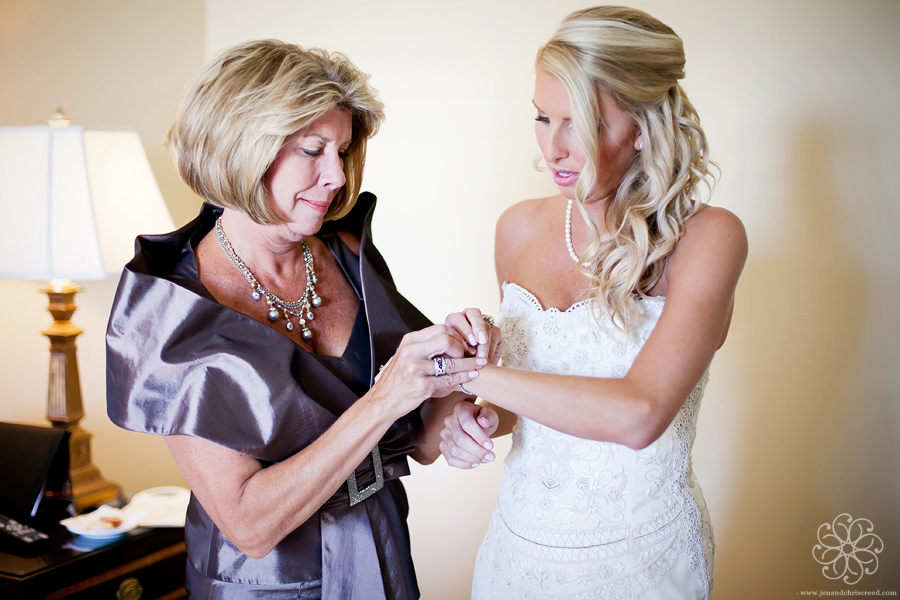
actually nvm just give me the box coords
[471,283,714,600]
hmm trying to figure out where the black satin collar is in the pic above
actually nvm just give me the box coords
[107,193,430,465]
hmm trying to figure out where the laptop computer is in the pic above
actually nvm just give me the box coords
[0,422,68,520]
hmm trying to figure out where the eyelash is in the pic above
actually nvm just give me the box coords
[302,149,348,158]
[534,117,582,133]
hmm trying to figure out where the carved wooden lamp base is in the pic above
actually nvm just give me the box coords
[42,281,121,513]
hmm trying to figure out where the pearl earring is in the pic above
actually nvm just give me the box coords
[639,142,644,151]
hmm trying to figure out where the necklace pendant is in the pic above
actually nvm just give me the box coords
[216,218,325,334]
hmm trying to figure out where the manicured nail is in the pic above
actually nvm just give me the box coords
[468,370,479,378]
[478,332,488,344]
[482,453,494,463]
[483,441,493,450]
[468,334,477,346]
[476,358,487,366]
[471,463,480,468]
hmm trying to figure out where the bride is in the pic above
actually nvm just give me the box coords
[441,6,747,599]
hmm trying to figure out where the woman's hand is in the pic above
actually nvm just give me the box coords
[439,401,499,468]
[370,324,484,417]
[444,308,502,368]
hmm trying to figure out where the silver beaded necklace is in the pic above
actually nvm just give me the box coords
[215,217,322,340]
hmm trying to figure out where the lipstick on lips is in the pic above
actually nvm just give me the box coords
[552,169,579,187]
[302,197,331,214]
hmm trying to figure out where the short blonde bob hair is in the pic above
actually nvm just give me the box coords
[167,39,384,224]
[538,6,716,331]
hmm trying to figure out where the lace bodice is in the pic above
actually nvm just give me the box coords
[473,282,713,599]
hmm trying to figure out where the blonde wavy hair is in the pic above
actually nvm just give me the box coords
[167,39,384,225]
[538,6,716,331]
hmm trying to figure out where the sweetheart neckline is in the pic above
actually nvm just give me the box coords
[501,281,665,314]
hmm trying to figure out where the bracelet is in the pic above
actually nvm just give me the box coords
[459,383,474,396]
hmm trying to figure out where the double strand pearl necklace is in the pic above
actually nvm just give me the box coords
[215,217,322,340]
[565,197,590,268]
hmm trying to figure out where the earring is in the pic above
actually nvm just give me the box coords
[639,142,644,151]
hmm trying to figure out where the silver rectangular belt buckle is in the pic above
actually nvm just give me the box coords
[347,446,383,507]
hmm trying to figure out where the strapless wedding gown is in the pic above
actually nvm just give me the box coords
[471,283,714,599]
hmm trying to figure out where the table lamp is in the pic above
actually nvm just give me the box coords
[0,111,175,513]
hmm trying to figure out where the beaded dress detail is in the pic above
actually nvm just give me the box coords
[472,282,714,600]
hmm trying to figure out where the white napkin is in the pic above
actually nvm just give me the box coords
[122,486,191,527]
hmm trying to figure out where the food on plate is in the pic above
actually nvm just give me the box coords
[99,516,123,528]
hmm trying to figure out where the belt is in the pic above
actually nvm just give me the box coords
[347,446,383,506]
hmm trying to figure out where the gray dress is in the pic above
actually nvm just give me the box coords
[107,193,428,599]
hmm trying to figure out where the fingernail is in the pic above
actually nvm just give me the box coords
[478,332,488,344]
[468,370,479,378]
[483,441,493,450]
[476,358,487,366]
[471,463,480,469]
[482,453,494,463]
[468,334,477,346]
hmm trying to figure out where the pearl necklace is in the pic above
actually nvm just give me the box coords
[565,198,589,267]
[215,217,322,340]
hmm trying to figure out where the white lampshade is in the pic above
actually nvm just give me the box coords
[0,125,174,281]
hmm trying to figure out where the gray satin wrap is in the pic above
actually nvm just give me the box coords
[106,193,429,599]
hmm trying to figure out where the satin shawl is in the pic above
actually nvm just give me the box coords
[106,193,429,599]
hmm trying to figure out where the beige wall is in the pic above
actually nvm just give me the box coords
[0,0,203,491]
[1,0,898,598]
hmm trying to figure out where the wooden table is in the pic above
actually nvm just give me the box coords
[0,525,186,599]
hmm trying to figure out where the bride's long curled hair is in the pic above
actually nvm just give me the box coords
[538,6,716,332]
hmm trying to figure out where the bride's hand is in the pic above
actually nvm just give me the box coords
[439,400,499,469]
[445,308,502,367]
[370,325,482,416]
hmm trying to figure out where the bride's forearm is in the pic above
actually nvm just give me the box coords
[464,365,655,449]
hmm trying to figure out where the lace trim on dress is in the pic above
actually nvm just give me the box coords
[501,281,666,315]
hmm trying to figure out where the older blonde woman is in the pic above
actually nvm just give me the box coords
[107,40,494,599]
[441,7,747,599]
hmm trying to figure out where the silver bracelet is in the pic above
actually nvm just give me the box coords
[459,383,474,396]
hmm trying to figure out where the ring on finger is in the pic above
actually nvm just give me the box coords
[433,356,447,377]
[482,314,495,328]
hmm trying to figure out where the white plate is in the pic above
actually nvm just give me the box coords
[61,505,146,539]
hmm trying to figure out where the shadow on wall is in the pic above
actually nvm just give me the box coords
[715,122,899,596]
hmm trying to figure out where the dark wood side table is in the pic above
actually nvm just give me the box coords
[0,525,186,599]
